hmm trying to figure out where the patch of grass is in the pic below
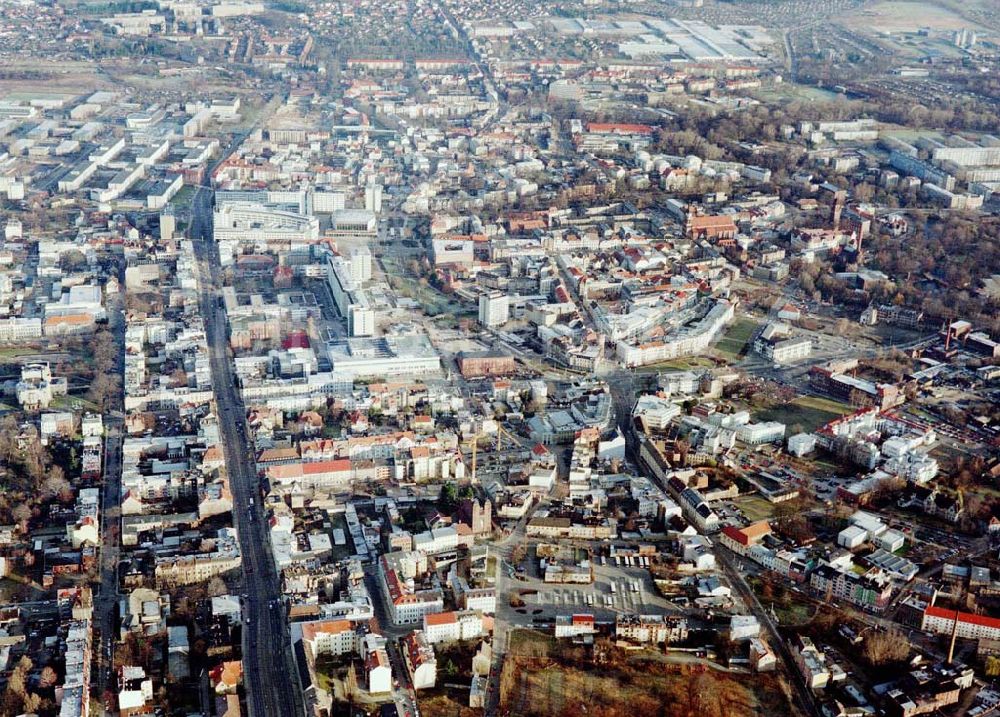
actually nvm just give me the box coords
[637,356,716,372]
[755,395,852,433]
[53,395,101,412]
[794,395,854,414]
[733,495,776,523]
[171,185,196,209]
[773,601,813,626]
[713,317,759,359]
[0,347,37,359]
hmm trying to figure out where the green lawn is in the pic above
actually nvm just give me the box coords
[713,317,759,360]
[53,396,101,413]
[170,186,196,211]
[636,356,716,373]
[733,495,776,523]
[773,600,813,626]
[755,395,852,433]
[0,347,37,359]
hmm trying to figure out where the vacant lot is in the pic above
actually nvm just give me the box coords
[420,687,480,717]
[500,630,799,717]
[755,395,852,433]
[733,495,776,523]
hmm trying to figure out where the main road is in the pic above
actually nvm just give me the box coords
[190,184,303,717]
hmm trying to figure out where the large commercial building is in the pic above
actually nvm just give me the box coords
[617,300,734,367]
[330,209,377,236]
[326,250,375,337]
[456,351,516,377]
[326,335,441,378]
[213,202,319,249]
[0,317,42,343]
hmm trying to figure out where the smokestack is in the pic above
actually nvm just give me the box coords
[948,606,960,664]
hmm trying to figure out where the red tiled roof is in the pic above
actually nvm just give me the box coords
[925,605,1000,630]
[424,611,456,626]
[722,525,749,546]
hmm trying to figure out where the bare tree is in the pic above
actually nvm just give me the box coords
[863,629,910,666]
[41,466,72,501]
[344,662,359,704]
[206,576,228,598]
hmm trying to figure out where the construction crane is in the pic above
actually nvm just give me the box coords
[465,424,524,484]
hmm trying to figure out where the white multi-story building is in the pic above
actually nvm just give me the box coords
[922,606,1000,641]
[478,291,509,328]
[0,317,42,343]
[378,553,444,625]
[787,433,817,457]
[301,619,358,657]
[412,526,459,555]
[736,421,786,445]
[326,253,376,338]
[402,630,437,690]
[617,300,734,367]
[16,362,67,410]
[792,636,830,689]
[350,247,372,283]
[422,610,484,644]
[213,202,320,248]
[347,305,375,337]
[632,395,681,431]
[364,183,383,213]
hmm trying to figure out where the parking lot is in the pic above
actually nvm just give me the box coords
[508,560,687,624]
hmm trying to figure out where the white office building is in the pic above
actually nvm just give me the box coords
[478,291,509,328]
[213,202,319,247]
[364,183,383,213]
[348,305,375,338]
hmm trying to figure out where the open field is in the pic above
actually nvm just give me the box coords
[841,1,991,33]
[0,347,38,359]
[713,317,759,360]
[636,355,717,373]
[500,629,800,717]
[733,495,776,523]
[752,83,844,104]
[755,395,852,433]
